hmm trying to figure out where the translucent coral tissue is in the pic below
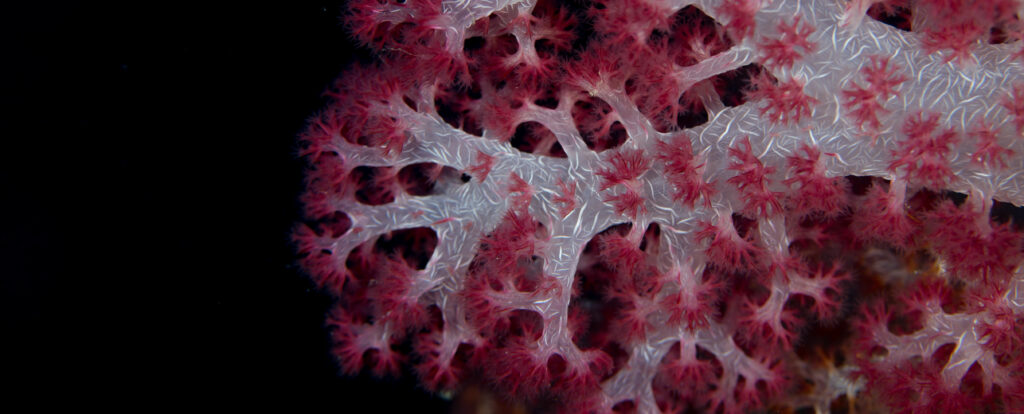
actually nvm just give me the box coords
[294,0,1024,412]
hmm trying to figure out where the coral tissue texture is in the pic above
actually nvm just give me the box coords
[294,0,1024,412]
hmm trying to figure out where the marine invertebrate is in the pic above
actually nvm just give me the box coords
[294,0,1024,412]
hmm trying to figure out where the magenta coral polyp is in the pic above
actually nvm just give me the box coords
[295,0,1024,412]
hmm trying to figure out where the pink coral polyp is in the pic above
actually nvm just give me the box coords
[295,0,1024,412]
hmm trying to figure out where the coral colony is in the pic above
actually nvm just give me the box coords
[293,0,1024,412]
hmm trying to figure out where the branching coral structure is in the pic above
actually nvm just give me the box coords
[294,0,1024,412]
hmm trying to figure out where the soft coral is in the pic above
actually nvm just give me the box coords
[660,263,723,330]
[784,144,850,218]
[697,212,765,273]
[655,134,715,208]
[854,279,1024,413]
[328,308,403,377]
[889,111,960,188]
[588,0,672,46]
[597,148,651,218]
[728,137,782,217]
[924,195,1024,284]
[842,55,907,135]
[914,0,1023,65]
[758,15,816,69]
[747,74,818,126]
[851,178,919,249]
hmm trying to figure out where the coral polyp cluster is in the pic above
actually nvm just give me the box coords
[294,0,1024,412]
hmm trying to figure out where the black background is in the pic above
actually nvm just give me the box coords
[2,1,450,408]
